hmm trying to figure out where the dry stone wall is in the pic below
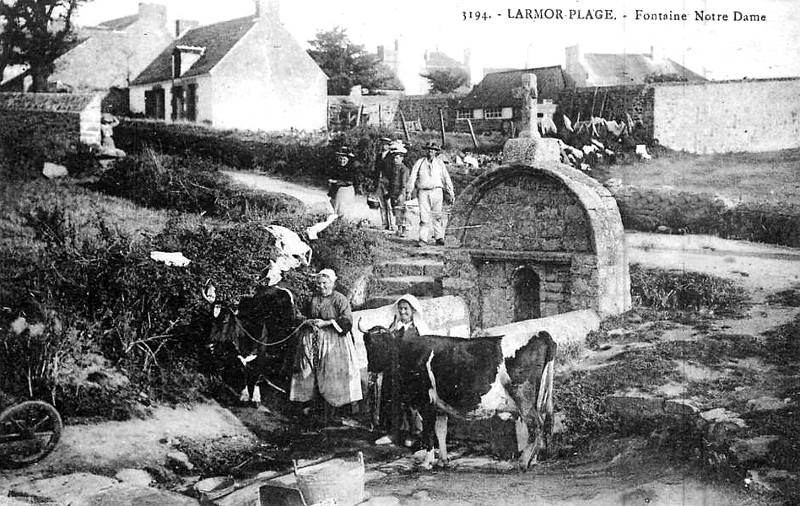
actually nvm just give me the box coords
[653,78,800,154]
[0,92,100,176]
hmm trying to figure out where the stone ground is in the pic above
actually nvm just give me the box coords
[2,171,798,505]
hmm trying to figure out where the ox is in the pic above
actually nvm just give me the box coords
[360,324,556,469]
[204,284,300,404]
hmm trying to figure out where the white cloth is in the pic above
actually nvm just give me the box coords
[150,251,191,267]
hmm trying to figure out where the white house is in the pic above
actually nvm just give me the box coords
[128,0,327,131]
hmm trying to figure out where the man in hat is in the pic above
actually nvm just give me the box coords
[406,142,454,246]
[372,137,394,230]
[385,141,410,236]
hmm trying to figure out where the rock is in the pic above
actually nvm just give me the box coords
[361,497,400,506]
[745,470,776,493]
[167,451,195,473]
[83,483,198,506]
[699,408,747,443]
[411,490,431,501]
[43,162,68,179]
[364,470,387,483]
[348,268,373,309]
[605,395,664,418]
[746,396,788,412]
[10,472,117,505]
[730,435,780,464]
[115,469,154,487]
[656,225,673,234]
[664,399,701,415]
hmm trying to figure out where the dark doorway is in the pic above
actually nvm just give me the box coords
[513,266,541,321]
[186,83,197,122]
[145,88,165,119]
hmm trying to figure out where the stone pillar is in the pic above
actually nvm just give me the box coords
[502,72,561,165]
[512,73,540,138]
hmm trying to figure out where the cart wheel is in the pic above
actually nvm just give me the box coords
[0,400,63,467]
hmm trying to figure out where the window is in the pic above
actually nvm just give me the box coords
[484,107,503,119]
[456,109,473,120]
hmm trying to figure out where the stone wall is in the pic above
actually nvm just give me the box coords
[558,85,654,137]
[397,94,464,131]
[444,163,630,330]
[652,78,800,154]
[608,182,800,247]
[0,92,101,175]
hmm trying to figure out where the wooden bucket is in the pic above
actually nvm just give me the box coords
[294,453,364,506]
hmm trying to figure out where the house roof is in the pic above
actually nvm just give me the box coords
[582,53,705,85]
[96,14,139,31]
[131,16,257,85]
[458,66,571,109]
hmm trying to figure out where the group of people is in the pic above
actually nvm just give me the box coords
[287,268,429,442]
[327,138,455,247]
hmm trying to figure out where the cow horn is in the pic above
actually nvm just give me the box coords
[202,280,216,304]
[357,317,366,333]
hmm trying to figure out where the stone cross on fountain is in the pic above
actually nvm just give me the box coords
[502,71,561,164]
[511,73,540,138]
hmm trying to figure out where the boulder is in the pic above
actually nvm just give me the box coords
[115,469,155,487]
[43,162,69,179]
[167,451,195,473]
[730,435,780,464]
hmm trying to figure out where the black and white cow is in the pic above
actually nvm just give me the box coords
[204,284,300,401]
[360,325,556,469]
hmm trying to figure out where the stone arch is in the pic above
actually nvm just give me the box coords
[443,162,630,329]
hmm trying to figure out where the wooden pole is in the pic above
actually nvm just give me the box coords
[438,108,446,147]
[466,119,479,149]
[590,87,599,117]
[355,104,364,127]
[598,89,609,119]
[378,104,382,126]
[398,110,410,141]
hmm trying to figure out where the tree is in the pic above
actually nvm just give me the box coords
[307,26,400,95]
[0,0,88,92]
[421,68,469,94]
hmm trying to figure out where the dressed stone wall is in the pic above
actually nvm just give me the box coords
[652,78,800,154]
[444,163,630,330]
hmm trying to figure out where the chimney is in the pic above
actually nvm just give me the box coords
[175,19,199,37]
[377,45,385,61]
[138,3,167,26]
[650,45,662,61]
[255,0,280,19]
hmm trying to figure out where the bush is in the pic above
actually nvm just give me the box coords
[114,120,330,183]
[629,264,747,315]
[0,178,381,417]
[91,149,306,219]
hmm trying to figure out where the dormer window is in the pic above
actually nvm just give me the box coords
[172,45,205,78]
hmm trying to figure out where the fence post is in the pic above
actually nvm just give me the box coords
[439,108,446,147]
[466,119,479,149]
[399,110,410,141]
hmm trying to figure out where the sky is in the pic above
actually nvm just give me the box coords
[74,0,800,83]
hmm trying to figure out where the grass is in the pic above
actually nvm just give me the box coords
[594,147,800,206]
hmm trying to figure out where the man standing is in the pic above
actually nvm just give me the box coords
[406,142,455,246]
[372,137,394,230]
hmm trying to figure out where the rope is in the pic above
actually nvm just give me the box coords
[233,316,308,348]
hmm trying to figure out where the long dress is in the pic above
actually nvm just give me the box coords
[289,291,363,407]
